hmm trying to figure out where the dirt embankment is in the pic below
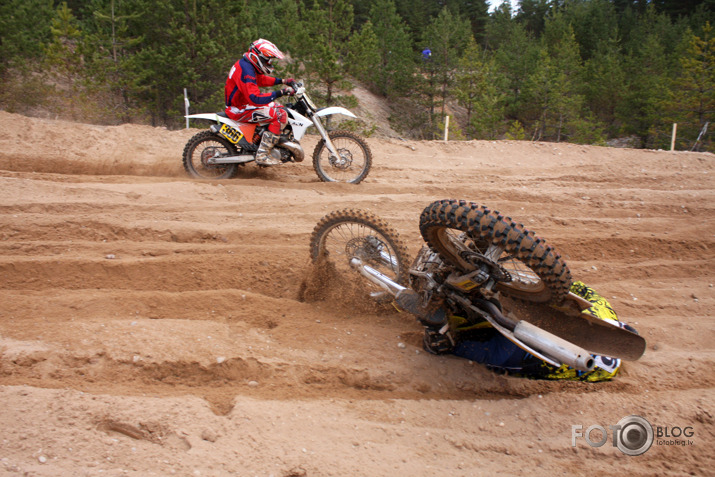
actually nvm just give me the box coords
[0,111,713,476]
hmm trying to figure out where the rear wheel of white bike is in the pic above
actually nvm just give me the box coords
[183,130,238,180]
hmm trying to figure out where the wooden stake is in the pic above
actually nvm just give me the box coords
[184,88,190,129]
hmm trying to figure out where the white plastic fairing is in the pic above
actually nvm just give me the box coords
[185,113,240,128]
[315,106,357,119]
[286,109,313,141]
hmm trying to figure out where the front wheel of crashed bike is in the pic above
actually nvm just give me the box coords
[309,209,411,301]
[419,199,572,304]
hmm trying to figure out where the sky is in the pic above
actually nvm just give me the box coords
[488,0,519,13]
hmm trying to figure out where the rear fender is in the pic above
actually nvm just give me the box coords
[186,113,226,123]
[186,114,256,140]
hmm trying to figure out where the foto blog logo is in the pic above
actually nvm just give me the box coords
[572,415,654,456]
[572,415,695,456]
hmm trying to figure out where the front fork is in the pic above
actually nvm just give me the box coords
[349,257,406,296]
[311,115,340,160]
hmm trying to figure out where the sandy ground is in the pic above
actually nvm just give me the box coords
[0,109,713,476]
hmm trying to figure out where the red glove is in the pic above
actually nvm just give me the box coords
[282,78,295,85]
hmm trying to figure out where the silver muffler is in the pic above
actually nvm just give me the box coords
[206,154,255,164]
[513,321,595,371]
[469,298,595,372]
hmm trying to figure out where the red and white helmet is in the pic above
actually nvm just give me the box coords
[245,38,284,75]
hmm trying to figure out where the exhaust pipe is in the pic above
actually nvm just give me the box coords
[207,154,255,164]
[472,299,595,372]
[207,143,303,164]
[513,321,595,371]
[280,141,305,162]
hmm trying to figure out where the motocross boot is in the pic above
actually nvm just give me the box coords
[255,131,281,166]
[395,289,447,327]
[422,326,455,355]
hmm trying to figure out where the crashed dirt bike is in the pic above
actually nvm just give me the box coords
[183,82,372,183]
[309,199,646,372]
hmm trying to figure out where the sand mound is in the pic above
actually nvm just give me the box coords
[0,110,713,475]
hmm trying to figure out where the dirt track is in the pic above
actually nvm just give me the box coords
[0,110,713,475]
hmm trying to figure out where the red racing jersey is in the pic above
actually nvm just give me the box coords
[224,56,283,113]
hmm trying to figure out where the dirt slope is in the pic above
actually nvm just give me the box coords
[0,110,713,476]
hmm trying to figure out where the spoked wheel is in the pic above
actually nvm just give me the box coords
[309,209,411,301]
[312,130,372,184]
[182,130,238,179]
[419,199,572,304]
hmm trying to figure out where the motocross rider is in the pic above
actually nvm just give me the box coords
[224,39,295,166]
[421,281,638,382]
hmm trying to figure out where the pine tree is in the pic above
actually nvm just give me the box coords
[484,0,515,50]
[83,0,143,122]
[368,0,415,98]
[560,0,620,61]
[454,37,506,139]
[123,0,258,126]
[654,0,711,19]
[618,5,678,146]
[0,0,55,71]
[393,0,441,38]
[443,0,490,43]
[522,12,586,142]
[44,2,86,118]
[0,0,56,112]
[346,20,380,87]
[489,17,541,121]
[664,23,715,150]
[296,0,354,105]
[422,6,471,135]
[581,38,627,135]
[516,0,553,37]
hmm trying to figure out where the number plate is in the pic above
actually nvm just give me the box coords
[219,124,243,144]
[454,279,478,291]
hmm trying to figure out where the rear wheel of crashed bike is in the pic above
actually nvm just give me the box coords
[312,130,372,184]
[419,199,572,304]
[182,130,238,180]
[309,209,411,301]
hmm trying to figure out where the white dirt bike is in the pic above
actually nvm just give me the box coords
[183,82,372,183]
